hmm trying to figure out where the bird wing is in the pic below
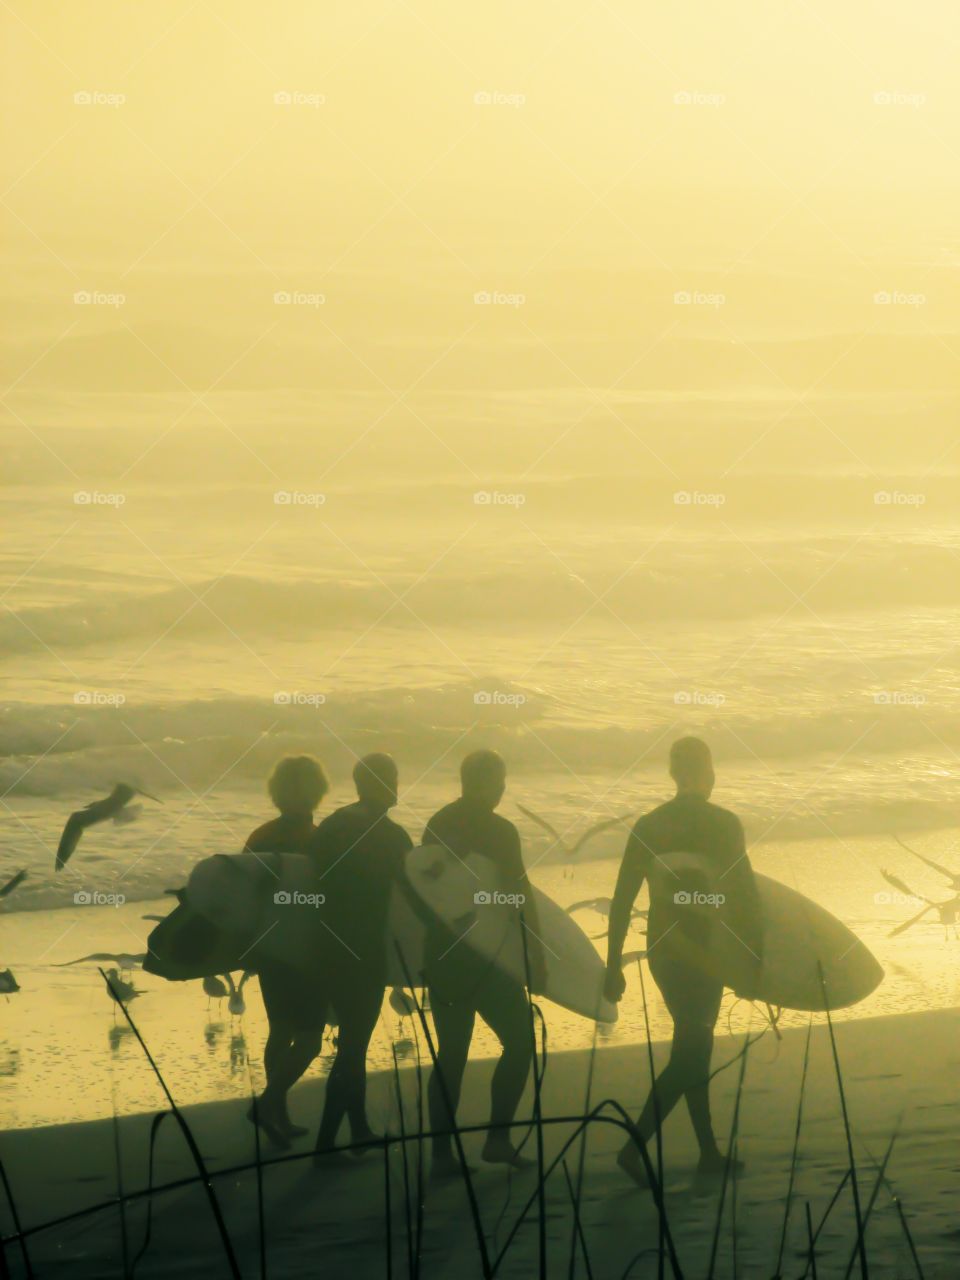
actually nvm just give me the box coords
[894,835,959,884]
[569,814,633,855]
[565,899,602,914]
[890,904,935,937]
[516,804,564,846]
[56,952,145,967]
[0,869,27,898]
[55,812,89,870]
[880,869,930,903]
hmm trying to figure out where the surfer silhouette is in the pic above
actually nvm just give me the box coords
[244,754,329,1147]
[603,737,763,1186]
[309,753,413,1158]
[422,750,546,1175]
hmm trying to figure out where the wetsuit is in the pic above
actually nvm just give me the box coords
[308,802,413,1146]
[244,813,325,1034]
[610,793,763,1152]
[422,798,534,1157]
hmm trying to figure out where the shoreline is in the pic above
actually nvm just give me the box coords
[2,1004,957,1277]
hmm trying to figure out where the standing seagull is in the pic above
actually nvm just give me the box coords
[102,966,141,1008]
[56,784,161,871]
[225,972,251,1017]
[203,975,229,1008]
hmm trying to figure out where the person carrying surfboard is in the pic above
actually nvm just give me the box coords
[422,749,547,1176]
[603,736,763,1187]
[308,752,413,1159]
[244,754,330,1147]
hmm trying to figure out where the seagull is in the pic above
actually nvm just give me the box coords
[56,952,145,975]
[0,969,20,995]
[103,967,141,1007]
[225,972,251,1017]
[56,783,161,871]
[566,896,647,938]
[517,806,633,861]
[880,869,960,938]
[388,986,417,1019]
[142,914,166,923]
[894,835,960,892]
[203,975,229,1006]
[0,870,27,900]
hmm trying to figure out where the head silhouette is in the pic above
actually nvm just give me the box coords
[268,755,329,816]
[669,736,715,799]
[460,749,506,810]
[353,753,399,813]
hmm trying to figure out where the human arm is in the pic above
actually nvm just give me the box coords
[604,823,651,1001]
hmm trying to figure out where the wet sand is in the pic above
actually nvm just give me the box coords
[1,1005,956,1278]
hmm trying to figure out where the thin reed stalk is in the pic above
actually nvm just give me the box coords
[561,1161,593,1280]
[519,916,546,1280]
[0,1154,32,1277]
[806,1201,818,1280]
[893,1197,925,1280]
[98,969,241,1280]
[567,1021,598,1280]
[842,1127,898,1280]
[706,1027,751,1280]
[390,1046,415,1279]
[773,1014,813,1278]
[637,958,665,1280]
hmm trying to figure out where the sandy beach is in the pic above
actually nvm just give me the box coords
[2,1003,955,1278]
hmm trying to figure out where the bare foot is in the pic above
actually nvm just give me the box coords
[246,1102,291,1150]
[481,1139,535,1168]
[616,1143,652,1190]
[696,1150,745,1179]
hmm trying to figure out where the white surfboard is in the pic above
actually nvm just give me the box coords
[646,852,883,1011]
[404,844,618,1023]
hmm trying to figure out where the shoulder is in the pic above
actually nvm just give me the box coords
[386,816,414,850]
[490,812,519,842]
[424,801,459,834]
[706,802,743,833]
[244,818,281,851]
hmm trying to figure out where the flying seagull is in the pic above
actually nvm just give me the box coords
[880,869,960,937]
[894,834,960,892]
[566,896,648,937]
[517,805,633,859]
[56,951,145,972]
[56,784,161,871]
[0,870,27,899]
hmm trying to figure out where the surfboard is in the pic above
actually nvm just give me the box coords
[404,844,618,1023]
[645,853,883,1011]
[146,850,426,985]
